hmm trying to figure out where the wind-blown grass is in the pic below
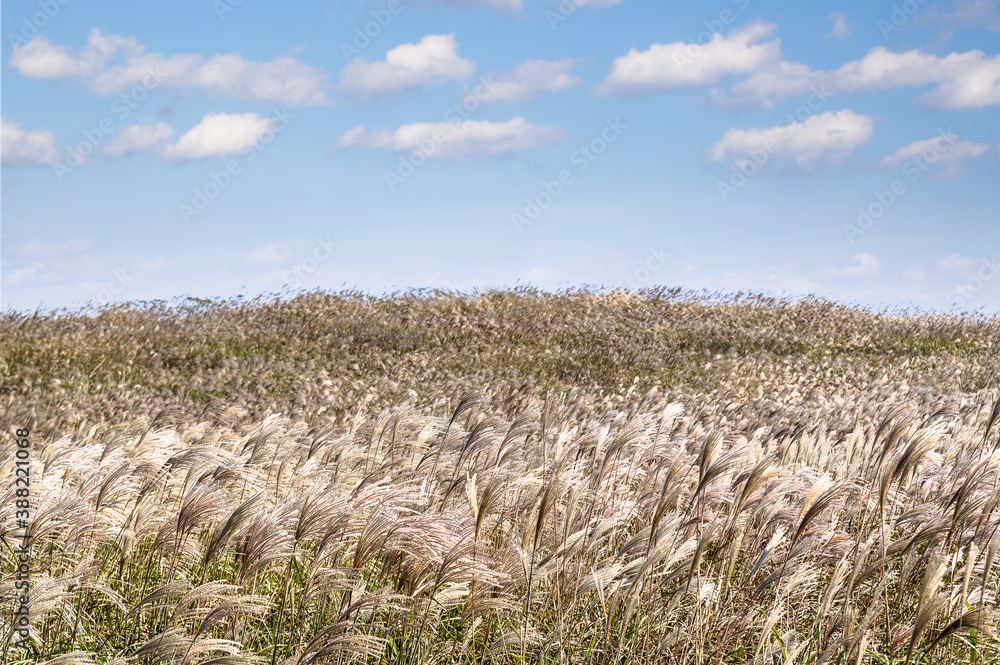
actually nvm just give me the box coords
[2,289,1000,664]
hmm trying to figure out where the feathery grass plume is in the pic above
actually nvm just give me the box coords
[927,608,996,651]
[165,483,229,576]
[907,554,949,664]
[841,569,893,660]
[202,493,265,577]
[128,627,190,664]
[285,627,388,665]
[351,506,398,571]
[235,500,296,584]
[791,476,841,548]
[126,581,191,622]
[427,390,484,479]
[36,653,98,665]
[984,391,1000,448]
[168,582,240,624]
[693,429,722,503]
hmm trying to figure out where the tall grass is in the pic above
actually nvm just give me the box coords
[2,289,1000,664]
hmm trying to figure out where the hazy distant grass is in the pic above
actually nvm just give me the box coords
[2,289,1000,664]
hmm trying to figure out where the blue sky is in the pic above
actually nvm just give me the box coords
[2,0,998,312]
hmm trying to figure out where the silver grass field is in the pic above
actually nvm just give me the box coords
[2,289,1000,664]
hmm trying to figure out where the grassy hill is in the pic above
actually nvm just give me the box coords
[2,290,1000,664]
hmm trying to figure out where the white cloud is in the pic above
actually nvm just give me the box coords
[708,110,874,171]
[730,45,1000,109]
[937,253,978,274]
[334,117,564,160]
[19,238,96,256]
[1,117,59,166]
[339,34,475,99]
[908,52,1000,109]
[594,23,780,96]
[925,0,1000,35]
[477,59,580,105]
[10,28,328,105]
[596,22,1000,110]
[714,59,821,107]
[103,123,174,157]
[7,31,115,79]
[827,47,1000,109]
[5,264,46,286]
[830,48,959,92]
[876,135,991,177]
[244,243,292,266]
[815,254,881,284]
[825,12,854,39]
[161,113,272,162]
[840,253,882,278]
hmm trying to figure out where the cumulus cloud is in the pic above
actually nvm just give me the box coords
[946,0,1000,30]
[103,123,174,157]
[816,253,883,281]
[5,264,47,286]
[922,0,1000,38]
[477,59,580,105]
[1,117,59,166]
[334,117,564,160]
[596,22,1000,109]
[727,45,1000,108]
[714,59,822,107]
[825,12,854,39]
[339,34,475,99]
[594,23,779,96]
[828,48,1000,109]
[19,238,96,256]
[244,243,292,266]
[161,113,272,162]
[821,253,882,279]
[876,135,991,177]
[10,28,328,105]
[708,110,875,172]
[937,253,978,274]
[841,253,882,277]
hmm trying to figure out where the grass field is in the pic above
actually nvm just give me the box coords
[3,289,1000,664]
